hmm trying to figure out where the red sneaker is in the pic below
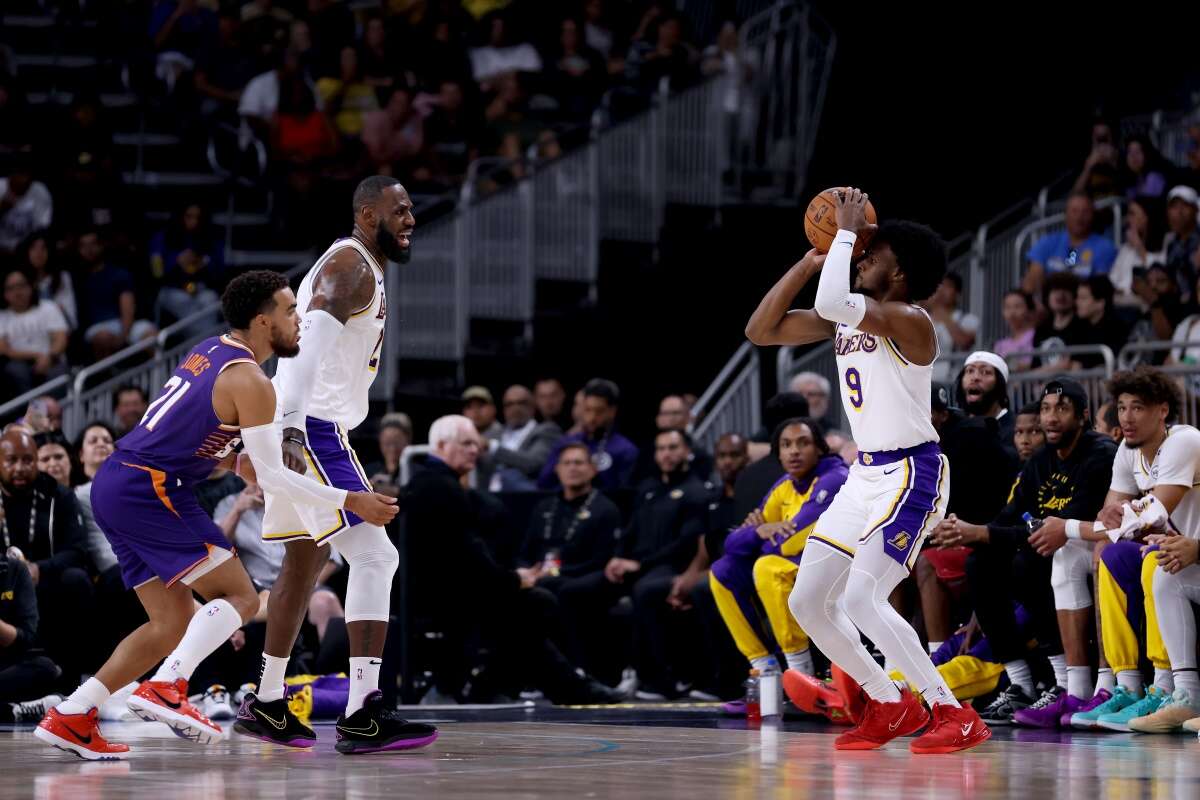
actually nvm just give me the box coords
[127,679,223,744]
[830,664,867,724]
[909,702,991,754]
[782,670,853,725]
[834,687,929,750]
[35,707,130,761]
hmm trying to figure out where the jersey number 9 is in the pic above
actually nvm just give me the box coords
[845,367,863,410]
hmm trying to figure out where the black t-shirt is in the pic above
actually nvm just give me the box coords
[519,490,621,577]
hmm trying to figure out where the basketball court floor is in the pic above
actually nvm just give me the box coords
[4,704,1200,799]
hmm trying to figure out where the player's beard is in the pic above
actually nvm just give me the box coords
[964,382,1005,416]
[271,325,301,359]
[376,220,411,264]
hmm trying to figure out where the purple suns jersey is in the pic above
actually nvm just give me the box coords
[114,334,258,486]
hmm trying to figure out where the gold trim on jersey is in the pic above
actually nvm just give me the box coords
[219,334,256,356]
[302,445,350,541]
[882,337,912,367]
[807,533,855,559]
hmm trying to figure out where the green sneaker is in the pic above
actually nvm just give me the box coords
[1071,686,1140,730]
[1097,686,1169,732]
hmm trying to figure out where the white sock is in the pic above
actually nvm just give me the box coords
[1048,655,1067,689]
[921,682,961,709]
[1154,667,1175,693]
[1066,666,1093,699]
[1173,669,1200,698]
[784,649,814,675]
[750,655,777,673]
[152,599,241,684]
[57,677,111,715]
[927,641,943,656]
[861,672,902,704]
[1096,668,1116,695]
[257,653,290,703]
[1116,670,1144,694]
[1003,660,1034,694]
[347,656,381,715]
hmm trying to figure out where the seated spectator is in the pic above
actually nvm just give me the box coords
[0,266,69,401]
[601,429,709,699]
[75,421,116,485]
[1122,134,1167,200]
[924,271,979,380]
[362,86,425,177]
[1110,196,1166,309]
[566,387,586,435]
[634,394,712,482]
[994,289,1036,370]
[625,10,697,92]
[1032,272,1083,370]
[404,415,618,704]
[1162,185,1200,302]
[0,552,62,720]
[148,0,219,94]
[461,385,502,442]
[421,80,480,184]
[470,11,543,87]
[539,379,638,492]
[1071,276,1129,367]
[111,386,148,439]
[358,15,395,89]
[364,412,412,498]
[709,419,848,684]
[534,377,568,429]
[149,204,225,332]
[1091,400,1122,444]
[1023,192,1118,299]
[0,157,52,256]
[19,396,61,435]
[33,431,73,488]
[20,231,77,329]
[788,372,833,426]
[1071,119,1120,198]
[1014,402,1047,462]
[239,49,309,136]
[0,428,94,685]
[583,0,615,62]
[316,46,379,139]
[479,384,563,492]
[547,18,605,121]
[271,73,337,164]
[954,351,1018,452]
[75,231,157,360]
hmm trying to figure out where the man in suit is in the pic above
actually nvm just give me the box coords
[479,384,563,492]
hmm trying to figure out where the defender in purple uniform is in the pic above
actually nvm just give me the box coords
[36,271,403,760]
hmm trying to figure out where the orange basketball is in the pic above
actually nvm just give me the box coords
[804,187,877,256]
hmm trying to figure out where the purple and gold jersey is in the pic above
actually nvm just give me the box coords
[114,334,257,486]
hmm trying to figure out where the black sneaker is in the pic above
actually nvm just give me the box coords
[979,684,1036,725]
[233,693,317,748]
[335,690,438,755]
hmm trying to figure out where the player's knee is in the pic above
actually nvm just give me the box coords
[1150,563,1176,605]
[787,577,819,629]
[1050,548,1091,611]
[752,557,774,592]
[840,573,880,629]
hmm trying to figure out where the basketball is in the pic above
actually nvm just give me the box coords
[804,187,877,256]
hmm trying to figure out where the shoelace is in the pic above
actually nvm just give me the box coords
[13,698,49,721]
[984,687,1022,713]
[1027,690,1063,710]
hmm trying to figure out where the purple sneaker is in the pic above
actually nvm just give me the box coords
[1062,689,1110,728]
[721,698,747,716]
[1012,687,1086,729]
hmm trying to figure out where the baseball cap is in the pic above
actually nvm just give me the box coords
[1041,376,1089,415]
[931,382,954,412]
[1167,185,1199,209]
[461,386,494,405]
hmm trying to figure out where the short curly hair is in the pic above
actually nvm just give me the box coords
[1107,365,1182,423]
[222,270,290,329]
[870,220,947,302]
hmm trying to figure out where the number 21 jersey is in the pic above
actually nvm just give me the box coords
[272,237,386,432]
[832,311,939,453]
[114,334,257,485]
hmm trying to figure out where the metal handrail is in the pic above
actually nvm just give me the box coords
[692,341,757,418]
[400,444,433,487]
[1117,338,1200,369]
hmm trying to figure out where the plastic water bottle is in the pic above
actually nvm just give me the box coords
[745,669,762,722]
[1022,511,1043,535]
[760,666,782,718]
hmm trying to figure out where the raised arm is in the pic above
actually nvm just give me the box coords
[813,188,936,364]
[278,249,376,472]
[745,249,836,346]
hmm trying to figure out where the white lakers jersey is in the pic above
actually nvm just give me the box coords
[832,311,939,452]
[273,238,387,431]
[1111,424,1200,539]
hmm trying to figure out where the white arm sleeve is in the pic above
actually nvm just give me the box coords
[813,229,867,327]
[278,309,344,435]
[241,423,349,509]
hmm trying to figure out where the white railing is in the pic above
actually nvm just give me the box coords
[691,341,761,453]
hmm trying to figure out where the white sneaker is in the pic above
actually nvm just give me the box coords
[98,682,140,722]
[200,685,235,721]
[615,668,638,699]
[8,694,63,723]
[232,682,256,707]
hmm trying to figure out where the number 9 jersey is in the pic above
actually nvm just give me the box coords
[832,313,939,453]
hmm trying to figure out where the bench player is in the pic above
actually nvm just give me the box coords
[746,188,989,753]
[35,271,397,759]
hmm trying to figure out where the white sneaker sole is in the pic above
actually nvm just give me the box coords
[34,726,129,761]
[126,696,222,744]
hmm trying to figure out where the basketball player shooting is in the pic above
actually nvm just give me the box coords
[236,176,438,755]
[35,270,399,760]
[745,188,990,753]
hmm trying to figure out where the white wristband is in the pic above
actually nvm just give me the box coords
[1065,519,1081,540]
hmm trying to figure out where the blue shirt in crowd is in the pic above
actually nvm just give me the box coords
[538,429,639,491]
[1027,231,1117,279]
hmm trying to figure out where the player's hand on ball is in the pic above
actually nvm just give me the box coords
[797,248,828,272]
[833,187,877,240]
[344,491,399,526]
